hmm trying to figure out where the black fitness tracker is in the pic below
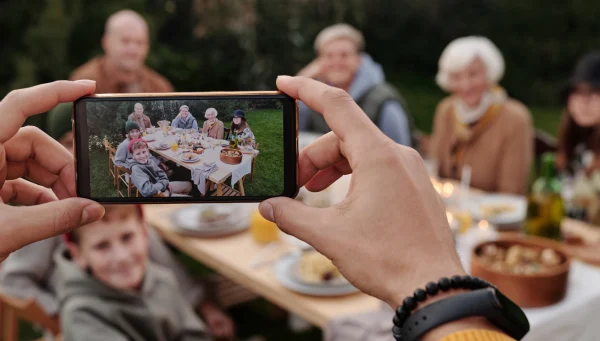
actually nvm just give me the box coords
[397,287,529,341]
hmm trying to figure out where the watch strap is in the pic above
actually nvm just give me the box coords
[398,288,528,341]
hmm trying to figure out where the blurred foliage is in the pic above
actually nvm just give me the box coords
[2,0,600,108]
[86,98,280,138]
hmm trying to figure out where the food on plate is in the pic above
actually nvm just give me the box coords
[158,142,169,148]
[477,243,563,275]
[480,204,516,218]
[193,146,204,154]
[199,207,230,225]
[182,152,197,161]
[221,149,242,158]
[298,251,345,283]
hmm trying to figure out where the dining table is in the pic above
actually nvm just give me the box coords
[144,129,259,196]
[143,203,381,329]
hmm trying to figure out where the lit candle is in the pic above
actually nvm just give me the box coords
[441,182,454,198]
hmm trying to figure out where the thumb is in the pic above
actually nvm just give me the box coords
[1,198,104,254]
[259,197,328,249]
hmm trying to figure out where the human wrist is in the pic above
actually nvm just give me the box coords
[392,275,509,341]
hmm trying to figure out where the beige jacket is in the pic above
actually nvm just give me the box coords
[429,96,533,195]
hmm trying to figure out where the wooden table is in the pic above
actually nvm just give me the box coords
[147,135,258,196]
[144,204,381,328]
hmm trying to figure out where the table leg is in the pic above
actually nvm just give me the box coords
[238,178,245,196]
[217,183,223,196]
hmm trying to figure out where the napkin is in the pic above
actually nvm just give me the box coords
[231,155,252,188]
[192,162,217,195]
[325,302,394,341]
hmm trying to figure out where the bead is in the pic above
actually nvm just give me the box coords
[425,281,439,295]
[450,275,463,288]
[395,309,408,325]
[392,325,403,338]
[438,277,451,291]
[413,288,427,302]
[462,275,475,289]
[403,296,417,311]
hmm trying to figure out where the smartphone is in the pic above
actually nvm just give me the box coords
[73,92,298,203]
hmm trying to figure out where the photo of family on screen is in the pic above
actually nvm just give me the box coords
[86,99,285,198]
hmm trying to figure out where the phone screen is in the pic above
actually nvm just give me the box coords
[74,93,298,203]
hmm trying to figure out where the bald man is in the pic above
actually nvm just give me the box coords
[70,10,173,93]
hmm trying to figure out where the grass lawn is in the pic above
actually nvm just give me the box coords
[90,109,285,198]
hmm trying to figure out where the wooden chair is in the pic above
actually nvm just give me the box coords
[0,292,61,341]
[223,127,231,140]
[103,138,117,188]
[250,143,259,181]
[117,166,139,198]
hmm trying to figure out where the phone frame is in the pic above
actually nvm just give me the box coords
[73,91,299,204]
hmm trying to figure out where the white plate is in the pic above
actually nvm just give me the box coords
[153,142,170,150]
[171,205,250,237]
[463,194,527,225]
[143,135,156,142]
[180,154,201,163]
[274,255,359,297]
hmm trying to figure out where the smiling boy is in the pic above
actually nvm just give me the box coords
[56,206,213,341]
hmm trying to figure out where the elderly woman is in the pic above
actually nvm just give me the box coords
[202,107,224,139]
[429,36,533,195]
[557,52,600,174]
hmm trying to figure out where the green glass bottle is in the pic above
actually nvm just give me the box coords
[524,153,564,240]
[229,130,239,149]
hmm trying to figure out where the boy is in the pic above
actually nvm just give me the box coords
[56,206,215,341]
[129,138,192,197]
[115,120,170,174]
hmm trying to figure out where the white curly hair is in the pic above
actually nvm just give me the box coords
[205,107,218,118]
[435,36,505,92]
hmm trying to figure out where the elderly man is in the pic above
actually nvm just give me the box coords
[171,105,199,130]
[128,102,152,130]
[297,24,413,147]
[70,10,173,93]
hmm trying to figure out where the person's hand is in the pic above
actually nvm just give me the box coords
[159,162,169,172]
[0,80,105,263]
[295,58,323,79]
[198,302,235,340]
[259,76,465,309]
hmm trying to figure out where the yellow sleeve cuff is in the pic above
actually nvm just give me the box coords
[440,329,516,341]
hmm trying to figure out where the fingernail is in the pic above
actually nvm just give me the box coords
[277,75,291,79]
[81,204,105,225]
[259,202,275,222]
[74,79,97,85]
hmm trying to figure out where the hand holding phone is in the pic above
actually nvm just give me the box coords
[73,92,299,203]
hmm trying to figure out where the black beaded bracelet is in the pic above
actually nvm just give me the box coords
[392,275,495,340]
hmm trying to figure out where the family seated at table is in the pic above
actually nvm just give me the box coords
[129,138,193,197]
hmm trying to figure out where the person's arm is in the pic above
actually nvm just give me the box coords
[113,142,128,168]
[144,115,152,129]
[192,118,199,131]
[217,122,224,140]
[61,307,128,341]
[296,58,322,79]
[0,237,61,316]
[171,115,180,128]
[377,101,412,146]
[131,166,164,197]
[497,110,533,195]
[441,330,516,341]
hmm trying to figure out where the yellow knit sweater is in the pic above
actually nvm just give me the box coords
[441,330,515,341]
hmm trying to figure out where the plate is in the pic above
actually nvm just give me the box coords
[171,205,250,237]
[153,142,170,150]
[180,153,201,163]
[274,255,359,296]
[143,135,156,142]
[463,194,527,225]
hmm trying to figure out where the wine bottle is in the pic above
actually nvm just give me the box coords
[524,153,564,240]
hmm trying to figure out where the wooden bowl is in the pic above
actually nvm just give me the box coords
[220,148,242,165]
[470,234,570,308]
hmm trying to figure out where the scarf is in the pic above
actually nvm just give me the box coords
[449,86,507,178]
